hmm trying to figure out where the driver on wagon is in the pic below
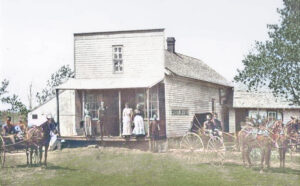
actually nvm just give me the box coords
[204,113,222,137]
[2,116,17,144]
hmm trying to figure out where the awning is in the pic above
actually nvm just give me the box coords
[56,76,164,90]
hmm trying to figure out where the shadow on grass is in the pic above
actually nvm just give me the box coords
[194,162,300,176]
[252,167,300,175]
[14,164,77,171]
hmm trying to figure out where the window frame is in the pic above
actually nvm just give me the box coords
[85,93,103,120]
[112,45,124,73]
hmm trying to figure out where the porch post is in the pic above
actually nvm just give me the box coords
[146,88,150,137]
[56,89,60,136]
[82,90,85,119]
[118,90,122,136]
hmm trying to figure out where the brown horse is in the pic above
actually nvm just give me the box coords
[25,119,57,167]
[272,118,299,168]
[238,119,276,171]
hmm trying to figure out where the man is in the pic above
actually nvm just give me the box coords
[204,114,214,135]
[97,101,106,142]
[212,113,223,137]
[2,116,16,144]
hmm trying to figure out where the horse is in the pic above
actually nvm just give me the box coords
[25,119,57,167]
[238,119,276,171]
[272,118,299,168]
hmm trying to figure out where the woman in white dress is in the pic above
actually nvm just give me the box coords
[132,104,145,136]
[122,103,133,137]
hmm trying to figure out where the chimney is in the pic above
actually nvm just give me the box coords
[167,37,176,53]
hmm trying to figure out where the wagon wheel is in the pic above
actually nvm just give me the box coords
[180,132,205,163]
[207,136,225,166]
[0,136,6,168]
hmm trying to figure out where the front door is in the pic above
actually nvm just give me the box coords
[103,90,119,136]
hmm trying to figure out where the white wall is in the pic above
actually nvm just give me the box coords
[74,31,165,80]
[164,76,226,137]
[28,90,77,136]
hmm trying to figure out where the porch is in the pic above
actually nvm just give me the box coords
[55,77,166,139]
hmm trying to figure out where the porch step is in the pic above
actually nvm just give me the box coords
[76,129,85,136]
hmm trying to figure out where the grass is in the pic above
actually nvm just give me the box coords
[0,147,300,186]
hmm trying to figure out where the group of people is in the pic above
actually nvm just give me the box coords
[1,115,58,149]
[1,116,27,144]
[122,103,146,138]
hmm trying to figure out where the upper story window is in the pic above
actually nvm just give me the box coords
[113,46,123,73]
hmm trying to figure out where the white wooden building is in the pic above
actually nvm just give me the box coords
[229,90,300,132]
[54,29,233,139]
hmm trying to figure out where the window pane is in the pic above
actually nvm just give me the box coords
[114,48,117,52]
[118,47,122,52]
[119,54,122,59]
[114,54,118,59]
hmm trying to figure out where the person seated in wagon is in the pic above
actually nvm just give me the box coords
[203,113,222,137]
[1,116,17,144]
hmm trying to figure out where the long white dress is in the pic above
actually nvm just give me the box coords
[133,110,145,136]
[122,108,132,136]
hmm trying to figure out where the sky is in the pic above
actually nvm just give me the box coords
[0,0,283,109]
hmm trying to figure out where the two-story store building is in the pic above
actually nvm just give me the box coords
[46,28,233,139]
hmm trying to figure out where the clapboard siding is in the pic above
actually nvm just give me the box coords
[74,31,165,80]
[28,90,77,136]
[164,76,226,137]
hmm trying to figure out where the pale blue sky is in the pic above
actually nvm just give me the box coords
[0,0,283,109]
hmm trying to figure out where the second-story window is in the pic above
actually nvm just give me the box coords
[113,46,123,73]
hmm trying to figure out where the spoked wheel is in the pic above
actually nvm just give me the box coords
[207,136,225,166]
[180,132,205,164]
[0,136,6,168]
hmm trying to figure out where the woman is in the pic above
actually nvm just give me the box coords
[132,104,145,137]
[122,103,133,137]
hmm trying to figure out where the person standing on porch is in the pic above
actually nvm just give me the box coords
[84,105,92,137]
[122,103,133,138]
[132,104,145,137]
[97,101,106,141]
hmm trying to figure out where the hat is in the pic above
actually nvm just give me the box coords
[46,114,53,119]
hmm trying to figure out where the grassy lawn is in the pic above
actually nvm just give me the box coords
[1,147,300,186]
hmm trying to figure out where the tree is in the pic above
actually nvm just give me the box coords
[234,0,300,105]
[1,94,28,116]
[36,65,74,104]
[0,79,9,98]
[0,79,29,119]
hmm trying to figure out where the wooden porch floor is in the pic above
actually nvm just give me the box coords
[58,136,150,142]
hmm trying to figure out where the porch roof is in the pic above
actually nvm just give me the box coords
[56,76,163,90]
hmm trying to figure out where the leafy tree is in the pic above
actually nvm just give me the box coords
[0,79,29,119]
[1,94,28,116]
[36,65,74,104]
[234,0,300,105]
[0,79,9,98]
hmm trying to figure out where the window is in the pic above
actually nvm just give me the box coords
[135,88,160,120]
[211,98,215,113]
[136,91,146,114]
[149,87,159,120]
[172,109,189,116]
[113,46,123,73]
[32,114,38,119]
[268,111,277,121]
[86,94,103,120]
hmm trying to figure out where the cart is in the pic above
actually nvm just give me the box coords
[179,113,236,166]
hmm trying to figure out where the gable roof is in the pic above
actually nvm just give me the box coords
[165,50,232,87]
[233,90,300,109]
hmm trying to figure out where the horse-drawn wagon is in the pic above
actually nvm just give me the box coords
[179,113,236,166]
